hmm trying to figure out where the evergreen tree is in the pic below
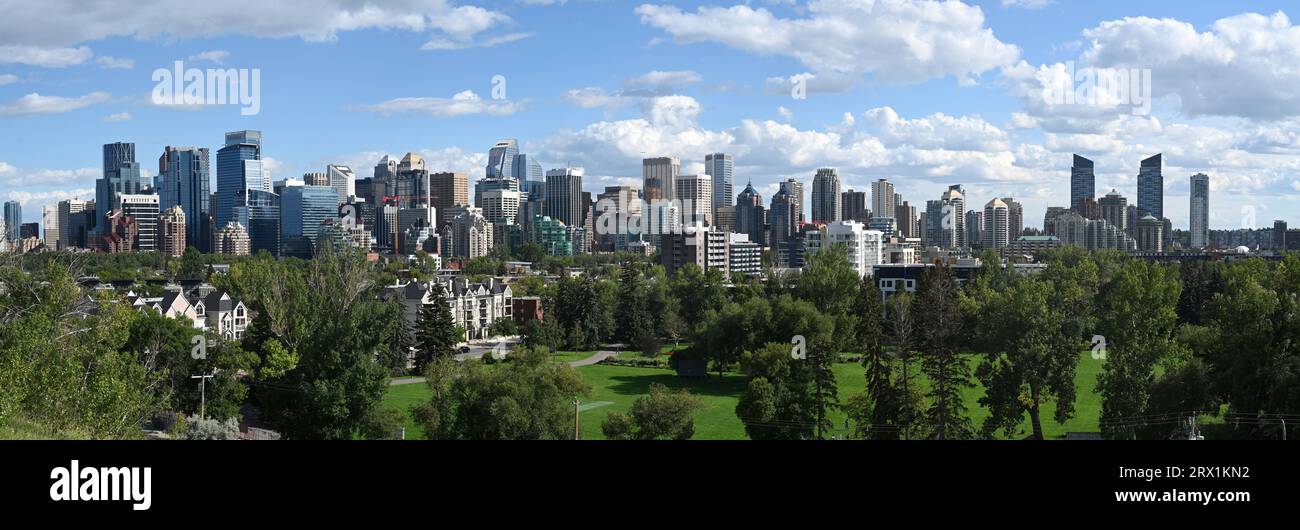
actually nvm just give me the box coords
[848,274,904,439]
[385,298,414,375]
[914,266,973,440]
[414,282,458,374]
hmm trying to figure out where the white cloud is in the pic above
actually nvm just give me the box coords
[4,167,98,188]
[636,1,1020,87]
[0,0,526,65]
[0,74,17,85]
[624,70,702,91]
[0,92,111,116]
[94,55,134,69]
[0,45,92,67]
[103,111,131,122]
[777,106,793,121]
[359,90,525,118]
[1001,0,1051,9]
[6,188,96,207]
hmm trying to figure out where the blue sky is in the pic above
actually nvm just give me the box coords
[4,0,1300,233]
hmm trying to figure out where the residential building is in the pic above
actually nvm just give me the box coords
[983,198,1010,250]
[780,179,804,223]
[160,205,186,257]
[727,233,762,278]
[706,153,733,222]
[42,204,59,249]
[1099,189,1129,233]
[1070,154,1094,214]
[1190,173,1209,248]
[810,167,841,223]
[661,225,728,277]
[735,182,765,247]
[871,179,896,222]
[103,209,138,253]
[1137,153,1163,219]
[805,220,884,278]
[1137,214,1164,252]
[216,221,251,256]
[842,189,868,224]
[1003,197,1023,239]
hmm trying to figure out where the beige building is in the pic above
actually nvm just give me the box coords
[160,205,186,257]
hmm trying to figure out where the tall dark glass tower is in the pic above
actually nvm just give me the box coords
[486,139,519,179]
[159,146,211,251]
[1137,153,1163,219]
[96,142,143,233]
[1070,154,1094,214]
[215,130,264,230]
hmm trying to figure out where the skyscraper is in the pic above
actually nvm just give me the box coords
[780,178,804,223]
[512,153,543,182]
[327,164,355,204]
[2,201,20,241]
[96,142,143,233]
[983,198,1009,250]
[1136,214,1164,252]
[486,139,519,180]
[42,204,59,249]
[1070,154,1095,214]
[546,167,583,227]
[1137,153,1163,219]
[736,182,765,248]
[430,171,469,229]
[643,157,679,202]
[897,201,919,239]
[281,184,338,258]
[810,168,841,223]
[768,187,799,267]
[871,179,895,221]
[675,173,713,227]
[706,153,733,220]
[1003,197,1023,239]
[1190,173,1209,248]
[159,146,211,251]
[57,198,89,249]
[216,130,265,231]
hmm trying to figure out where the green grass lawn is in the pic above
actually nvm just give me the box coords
[381,351,1108,440]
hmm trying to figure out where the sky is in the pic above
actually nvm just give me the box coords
[3,0,1300,232]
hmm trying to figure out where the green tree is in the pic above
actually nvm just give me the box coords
[383,299,414,375]
[846,275,906,439]
[1096,260,1183,439]
[601,383,704,440]
[411,346,591,439]
[413,284,458,373]
[914,266,973,440]
[735,342,819,440]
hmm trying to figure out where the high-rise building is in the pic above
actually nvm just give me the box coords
[768,187,799,266]
[442,206,493,259]
[897,201,919,239]
[1190,173,1209,248]
[706,153,733,221]
[215,130,264,230]
[674,173,713,226]
[594,185,641,252]
[982,198,1010,250]
[1136,214,1164,252]
[810,168,841,223]
[926,187,965,249]
[2,201,20,241]
[430,171,468,229]
[281,185,338,258]
[966,210,983,249]
[119,194,160,251]
[1043,206,1068,236]
[781,178,804,223]
[42,204,59,248]
[245,189,279,257]
[158,146,211,252]
[841,190,867,224]
[1003,197,1023,239]
[102,209,138,253]
[661,225,729,278]
[1070,154,1095,214]
[1099,189,1128,233]
[216,221,251,256]
[327,164,355,204]
[160,205,186,257]
[545,167,583,227]
[736,182,765,248]
[871,179,896,222]
[303,172,329,187]
[1137,153,1163,219]
[56,198,90,249]
[486,139,519,180]
[512,153,543,182]
[642,157,679,202]
[96,142,143,233]
[1274,220,1289,250]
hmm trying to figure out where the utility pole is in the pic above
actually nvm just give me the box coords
[191,372,214,419]
[573,398,581,440]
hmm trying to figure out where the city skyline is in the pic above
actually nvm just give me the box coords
[5,2,1300,232]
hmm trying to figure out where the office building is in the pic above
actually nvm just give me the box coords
[215,130,264,230]
[842,189,867,224]
[1070,154,1094,214]
[768,187,799,266]
[42,204,59,248]
[1137,153,1163,219]
[158,146,211,251]
[706,153,733,221]
[3,201,20,241]
[281,185,338,258]
[430,171,469,228]
[120,194,160,251]
[675,173,713,226]
[545,167,583,227]
[780,179,804,223]
[327,164,355,204]
[486,139,519,180]
[871,179,895,222]
[642,157,679,202]
[96,142,143,234]
[512,153,543,182]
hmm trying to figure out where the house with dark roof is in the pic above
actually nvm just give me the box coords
[388,277,513,341]
[193,290,249,341]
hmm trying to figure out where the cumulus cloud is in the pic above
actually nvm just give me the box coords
[0,45,92,67]
[358,90,525,118]
[0,74,18,85]
[103,111,131,122]
[6,188,96,207]
[94,55,134,69]
[636,1,1020,87]
[3,167,98,188]
[0,92,111,116]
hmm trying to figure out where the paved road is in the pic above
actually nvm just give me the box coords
[388,350,619,386]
